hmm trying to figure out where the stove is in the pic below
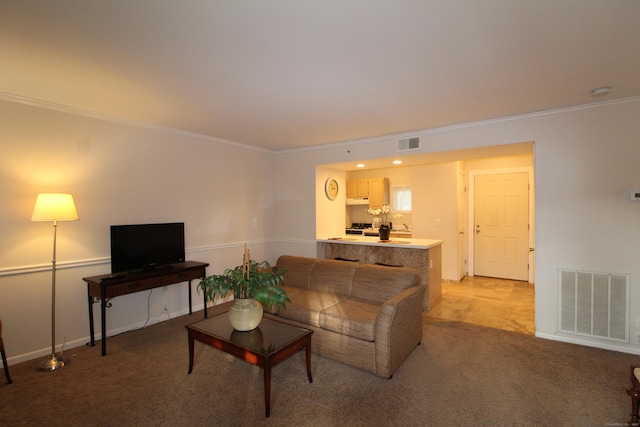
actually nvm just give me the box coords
[350,223,371,229]
[345,223,372,235]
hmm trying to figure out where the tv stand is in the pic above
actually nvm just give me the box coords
[83,261,209,356]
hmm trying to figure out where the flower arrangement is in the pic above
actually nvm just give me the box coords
[367,203,391,224]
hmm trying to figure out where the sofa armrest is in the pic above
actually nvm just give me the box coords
[374,285,426,378]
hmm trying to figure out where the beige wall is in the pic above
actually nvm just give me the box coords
[411,162,458,279]
[315,166,346,239]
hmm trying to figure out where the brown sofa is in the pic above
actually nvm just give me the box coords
[271,255,425,378]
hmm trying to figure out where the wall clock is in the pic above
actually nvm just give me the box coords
[325,177,339,201]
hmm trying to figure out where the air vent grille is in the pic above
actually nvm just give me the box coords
[397,137,421,151]
[558,269,629,342]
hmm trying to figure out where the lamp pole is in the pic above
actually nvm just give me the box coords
[37,220,69,371]
[32,193,78,371]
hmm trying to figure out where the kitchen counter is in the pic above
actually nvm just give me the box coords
[318,235,441,249]
[316,236,443,310]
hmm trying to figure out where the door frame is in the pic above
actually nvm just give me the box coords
[468,166,535,283]
[457,168,468,281]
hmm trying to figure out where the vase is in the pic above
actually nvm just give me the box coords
[379,224,391,241]
[228,298,263,331]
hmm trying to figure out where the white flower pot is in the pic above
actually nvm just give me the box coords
[228,298,263,331]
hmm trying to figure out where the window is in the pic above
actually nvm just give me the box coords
[392,186,412,212]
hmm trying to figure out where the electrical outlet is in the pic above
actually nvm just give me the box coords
[635,331,640,345]
[162,304,167,311]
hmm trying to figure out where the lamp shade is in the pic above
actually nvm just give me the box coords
[31,193,79,222]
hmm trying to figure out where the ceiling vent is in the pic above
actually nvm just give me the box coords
[397,137,421,152]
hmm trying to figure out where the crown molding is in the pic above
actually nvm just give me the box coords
[0,91,274,154]
[278,96,640,154]
[2,90,638,155]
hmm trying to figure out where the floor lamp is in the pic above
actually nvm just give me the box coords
[31,193,79,371]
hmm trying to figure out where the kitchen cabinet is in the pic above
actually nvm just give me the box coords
[368,177,389,208]
[346,179,369,198]
[357,179,369,197]
[347,180,357,198]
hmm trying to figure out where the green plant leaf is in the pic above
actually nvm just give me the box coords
[197,259,289,309]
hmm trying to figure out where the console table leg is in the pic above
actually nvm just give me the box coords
[188,280,193,315]
[87,291,95,347]
[100,289,107,356]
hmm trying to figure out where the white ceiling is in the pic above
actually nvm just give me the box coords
[1,1,638,152]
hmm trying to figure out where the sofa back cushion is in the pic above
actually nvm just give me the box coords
[309,259,358,295]
[351,264,420,304]
[276,256,317,290]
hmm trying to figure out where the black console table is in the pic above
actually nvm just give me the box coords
[83,261,209,356]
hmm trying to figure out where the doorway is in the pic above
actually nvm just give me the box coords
[469,167,535,283]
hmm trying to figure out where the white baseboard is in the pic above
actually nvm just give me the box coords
[5,304,209,366]
[535,331,640,355]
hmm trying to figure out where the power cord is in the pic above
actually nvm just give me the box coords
[142,289,152,328]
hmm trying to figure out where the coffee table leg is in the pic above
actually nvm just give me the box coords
[187,334,195,374]
[264,364,271,417]
[306,341,313,383]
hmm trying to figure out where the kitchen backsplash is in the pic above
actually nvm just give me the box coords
[347,206,412,230]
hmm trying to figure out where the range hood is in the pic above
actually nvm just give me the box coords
[346,197,369,205]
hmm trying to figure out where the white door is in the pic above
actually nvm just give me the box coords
[474,172,529,281]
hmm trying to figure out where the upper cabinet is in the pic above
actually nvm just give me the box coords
[346,177,389,207]
[347,180,357,198]
[346,179,370,198]
[368,177,389,208]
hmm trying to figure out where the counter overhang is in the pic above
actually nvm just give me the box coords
[317,236,443,249]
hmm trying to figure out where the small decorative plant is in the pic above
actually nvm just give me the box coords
[198,245,290,310]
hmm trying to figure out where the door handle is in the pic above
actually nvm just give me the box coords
[475,224,480,233]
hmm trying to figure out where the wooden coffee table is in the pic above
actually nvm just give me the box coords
[186,309,313,417]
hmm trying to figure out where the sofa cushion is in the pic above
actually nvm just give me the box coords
[308,259,357,295]
[276,255,317,289]
[280,285,301,298]
[319,298,381,342]
[351,264,420,304]
[278,289,348,327]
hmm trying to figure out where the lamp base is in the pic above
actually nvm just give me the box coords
[36,353,69,371]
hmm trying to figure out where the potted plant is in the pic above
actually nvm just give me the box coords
[197,245,289,331]
[367,203,392,241]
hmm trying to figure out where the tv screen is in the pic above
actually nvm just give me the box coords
[110,223,185,273]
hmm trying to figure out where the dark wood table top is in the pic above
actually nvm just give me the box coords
[186,309,311,357]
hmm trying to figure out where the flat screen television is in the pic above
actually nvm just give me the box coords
[110,222,185,273]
